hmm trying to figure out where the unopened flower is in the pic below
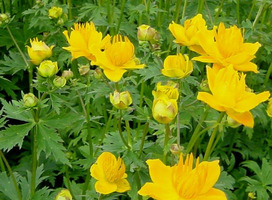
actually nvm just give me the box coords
[153,81,179,100]
[23,93,38,108]
[27,38,54,65]
[227,116,241,128]
[266,98,272,117]
[0,13,10,25]
[93,68,103,79]
[197,65,270,128]
[193,23,261,72]
[38,60,58,77]
[63,22,110,61]
[48,6,63,19]
[138,153,227,200]
[110,90,132,109]
[169,14,207,54]
[162,54,193,79]
[53,76,66,88]
[55,189,72,200]
[137,24,159,43]
[62,70,74,80]
[92,35,145,82]
[78,64,90,76]
[90,152,131,194]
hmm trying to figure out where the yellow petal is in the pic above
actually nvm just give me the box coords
[169,22,187,46]
[193,56,217,63]
[234,62,258,73]
[95,180,117,194]
[226,110,254,128]
[116,179,131,193]
[103,69,127,82]
[197,92,225,112]
[90,163,104,181]
[197,188,227,200]
[241,42,261,55]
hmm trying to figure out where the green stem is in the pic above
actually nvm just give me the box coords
[157,0,163,27]
[148,41,163,68]
[125,120,132,148]
[136,81,145,138]
[197,0,205,14]
[215,0,225,23]
[65,166,78,200]
[186,106,210,153]
[203,112,225,161]
[82,175,91,200]
[118,111,130,149]
[252,0,266,29]
[236,0,240,25]
[68,0,72,20]
[98,194,103,200]
[163,124,171,163]
[143,0,150,24]
[138,122,149,157]
[264,60,272,86]
[135,171,143,200]
[174,0,182,23]
[28,64,33,93]
[176,80,182,146]
[0,155,5,172]
[248,0,256,19]
[31,125,38,197]
[182,0,188,19]
[0,151,22,200]
[116,0,126,34]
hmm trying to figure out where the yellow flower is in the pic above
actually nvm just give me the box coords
[63,22,110,61]
[38,60,58,77]
[55,189,72,200]
[266,98,272,117]
[197,65,270,128]
[110,90,132,109]
[169,14,207,54]
[162,54,193,79]
[193,23,261,72]
[137,24,159,43]
[90,152,131,194]
[138,153,227,200]
[92,35,145,82]
[23,93,38,108]
[27,38,54,65]
[48,6,63,19]
[152,82,179,124]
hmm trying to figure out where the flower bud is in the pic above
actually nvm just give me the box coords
[78,64,90,76]
[170,144,183,155]
[48,6,63,19]
[227,116,241,128]
[55,189,72,200]
[248,192,256,199]
[53,76,66,88]
[110,90,132,109]
[93,68,103,79]
[266,98,272,117]
[137,24,159,43]
[0,13,9,22]
[27,38,54,65]
[23,93,38,108]
[62,70,74,80]
[38,60,58,77]
[199,79,210,92]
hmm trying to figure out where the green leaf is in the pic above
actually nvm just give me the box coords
[36,123,70,166]
[0,122,35,151]
[0,51,28,74]
[0,76,19,99]
[0,172,20,200]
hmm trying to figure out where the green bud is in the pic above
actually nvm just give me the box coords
[199,79,210,92]
[78,64,90,76]
[137,24,159,43]
[23,93,38,108]
[53,76,66,88]
[62,70,74,80]
[38,60,58,78]
[93,68,103,79]
[227,116,241,128]
[170,144,183,155]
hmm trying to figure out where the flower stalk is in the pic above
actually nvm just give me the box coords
[163,123,171,163]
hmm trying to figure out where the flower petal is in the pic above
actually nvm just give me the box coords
[103,69,127,82]
[196,188,227,200]
[116,179,131,193]
[226,110,254,128]
[197,92,225,112]
[95,180,117,194]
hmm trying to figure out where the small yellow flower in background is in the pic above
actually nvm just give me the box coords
[152,82,179,124]
[193,23,261,73]
[63,22,110,61]
[92,35,145,82]
[23,93,38,108]
[38,60,58,77]
[27,38,54,65]
[138,153,227,200]
[110,90,132,109]
[197,65,270,128]
[266,98,272,117]
[137,24,159,43]
[90,152,131,195]
[48,6,63,19]
[169,14,207,54]
[162,54,193,79]
[55,189,72,200]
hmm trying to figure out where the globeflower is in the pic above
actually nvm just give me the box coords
[169,14,207,54]
[27,38,54,65]
[55,189,72,200]
[92,35,145,82]
[63,22,110,61]
[138,153,227,200]
[90,152,131,194]
[162,54,193,79]
[38,60,58,78]
[48,6,63,19]
[197,65,270,128]
[193,23,261,72]
[110,90,132,109]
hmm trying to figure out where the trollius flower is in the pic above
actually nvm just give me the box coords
[92,35,145,82]
[138,153,227,200]
[197,65,270,127]
[90,152,131,194]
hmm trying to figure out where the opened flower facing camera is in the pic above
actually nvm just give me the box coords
[90,152,131,195]
[27,38,54,65]
[92,35,145,82]
[162,53,193,79]
[138,153,227,200]
[197,65,270,128]
[193,23,261,72]
[63,22,110,61]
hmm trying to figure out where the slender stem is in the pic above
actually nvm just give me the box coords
[138,122,150,157]
[148,41,163,68]
[28,64,33,93]
[0,151,22,200]
[176,80,182,146]
[82,175,91,200]
[197,0,205,14]
[65,166,78,200]
[174,0,182,23]
[248,0,256,19]
[136,82,145,138]
[252,0,266,29]
[125,120,132,148]
[215,0,225,23]
[118,111,130,149]
[203,112,225,161]
[135,171,143,200]
[98,194,103,200]
[182,0,188,19]
[163,124,171,163]
[116,0,126,34]
[143,0,150,24]
[31,125,38,197]
[264,57,272,86]
[236,0,240,25]
[157,0,163,27]
[186,106,210,153]
[68,0,72,20]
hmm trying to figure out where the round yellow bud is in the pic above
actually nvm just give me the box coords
[23,93,38,108]
[55,189,72,200]
[53,76,66,88]
[93,68,103,79]
[48,6,63,19]
[137,24,159,43]
[78,64,90,76]
[38,60,58,77]
[62,70,74,80]
[248,192,256,199]
[199,79,210,92]
[110,90,132,109]
[170,144,183,155]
